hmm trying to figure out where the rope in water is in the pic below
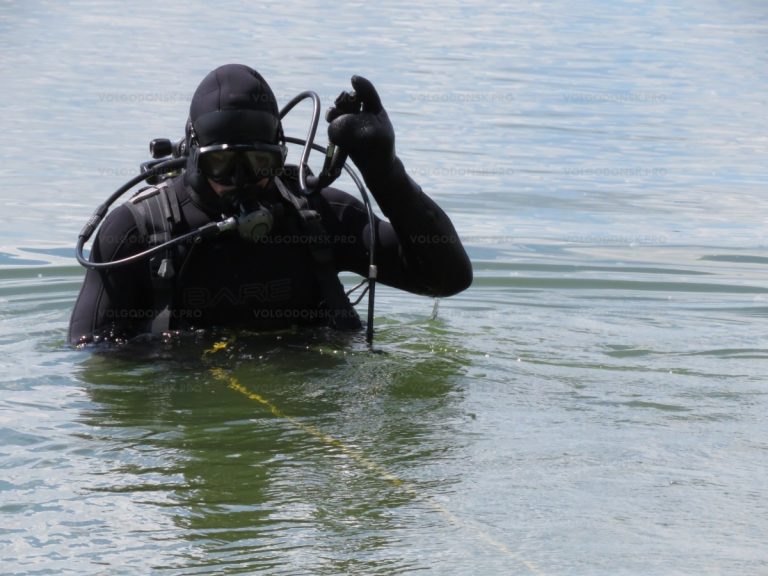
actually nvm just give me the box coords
[204,341,544,575]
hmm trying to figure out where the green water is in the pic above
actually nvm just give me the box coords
[2,1,768,574]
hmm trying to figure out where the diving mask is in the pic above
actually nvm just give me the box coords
[197,143,284,184]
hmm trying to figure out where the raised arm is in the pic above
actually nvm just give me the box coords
[327,76,472,297]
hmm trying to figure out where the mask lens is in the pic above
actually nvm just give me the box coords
[199,150,238,180]
[243,150,281,177]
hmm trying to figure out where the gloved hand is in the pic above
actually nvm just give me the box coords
[327,76,396,182]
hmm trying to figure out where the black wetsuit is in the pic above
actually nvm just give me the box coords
[68,166,472,345]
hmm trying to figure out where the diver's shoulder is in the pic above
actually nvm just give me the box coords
[99,202,139,235]
[318,186,362,207]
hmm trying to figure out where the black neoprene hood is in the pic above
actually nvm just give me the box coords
[189,64,281,147]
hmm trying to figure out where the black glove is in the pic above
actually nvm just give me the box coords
[327,76,396,183]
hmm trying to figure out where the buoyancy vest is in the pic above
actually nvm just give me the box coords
[124,169,360,334]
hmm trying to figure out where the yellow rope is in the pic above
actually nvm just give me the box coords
[205,341,545,575]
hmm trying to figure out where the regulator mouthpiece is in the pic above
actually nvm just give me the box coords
[237,208,273,242]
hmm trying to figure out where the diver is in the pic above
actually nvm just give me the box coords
[68,64,472,346]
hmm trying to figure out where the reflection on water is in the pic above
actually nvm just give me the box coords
[72,329,472,573]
